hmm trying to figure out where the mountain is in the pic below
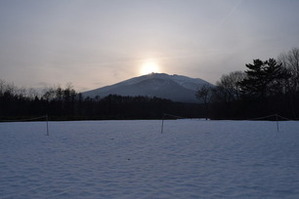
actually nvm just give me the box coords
[83,73,213,103]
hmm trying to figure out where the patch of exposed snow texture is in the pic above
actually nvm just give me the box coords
[1,120,299,199]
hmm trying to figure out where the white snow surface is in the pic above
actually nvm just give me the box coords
[1,120,299,199]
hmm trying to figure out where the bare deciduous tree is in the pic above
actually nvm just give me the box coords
[196,84,213,120]
[278,48,299,92]
[215,71,246,102]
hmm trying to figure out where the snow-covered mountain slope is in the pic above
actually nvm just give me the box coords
[83,73,213,103]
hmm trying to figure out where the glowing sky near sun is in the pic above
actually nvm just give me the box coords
[0,0,299,91]
[139,60,161,75]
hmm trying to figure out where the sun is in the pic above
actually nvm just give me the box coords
[139,60,161,75]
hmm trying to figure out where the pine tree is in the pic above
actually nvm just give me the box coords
[239,58,287,99]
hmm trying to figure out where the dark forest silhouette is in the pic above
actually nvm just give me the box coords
[1,48,299,120]
[197,48,299,119]
[0,83,203,120]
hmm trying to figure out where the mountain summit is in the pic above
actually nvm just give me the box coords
[83,73,213,103]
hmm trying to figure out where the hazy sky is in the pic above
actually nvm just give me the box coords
[1,0,299,91]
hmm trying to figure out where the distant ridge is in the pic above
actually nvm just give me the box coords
[83,73,213,103]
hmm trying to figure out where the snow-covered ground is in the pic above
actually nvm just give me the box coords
[1,120,299,199]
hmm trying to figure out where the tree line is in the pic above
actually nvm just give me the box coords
[197,48,299,120]
[1,48,298,120]
[0,82,204,120]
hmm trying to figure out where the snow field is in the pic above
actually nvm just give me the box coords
[0,120,299,199]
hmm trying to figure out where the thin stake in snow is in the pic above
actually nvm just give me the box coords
[46,115,49,136]
[247,113,292,133]
[161,115,165,134]
[0,115,50,136]
[275,114,279,132]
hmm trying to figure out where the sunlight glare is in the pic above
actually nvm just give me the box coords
[139,60,161,75]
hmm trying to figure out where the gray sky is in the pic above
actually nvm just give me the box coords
[1,0,299,91]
